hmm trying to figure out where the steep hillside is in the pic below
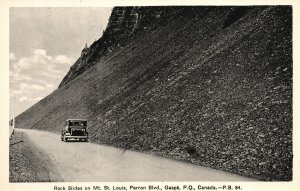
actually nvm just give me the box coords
[59,6,179,88]
[16,6,292,181]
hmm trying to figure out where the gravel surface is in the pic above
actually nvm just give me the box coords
[9,131,62,182]
[13,129,255,181]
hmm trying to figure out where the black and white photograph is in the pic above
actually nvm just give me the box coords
[1,0,299,190]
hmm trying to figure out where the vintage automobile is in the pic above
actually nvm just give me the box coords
[61,119,88,142]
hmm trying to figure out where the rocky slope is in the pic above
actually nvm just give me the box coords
[59,6,179,88]
[16,6,292,181]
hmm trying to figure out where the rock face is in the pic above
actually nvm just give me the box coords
[59,6,179,88]
[16,6,292,181]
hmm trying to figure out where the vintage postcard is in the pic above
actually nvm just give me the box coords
[0,0,299,191]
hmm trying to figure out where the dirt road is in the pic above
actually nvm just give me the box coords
[15,128,255,182]
[9,131,63,182]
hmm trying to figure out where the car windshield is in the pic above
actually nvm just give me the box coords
[69,121,87,126]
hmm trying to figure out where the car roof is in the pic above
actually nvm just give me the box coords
[66,119,87,121]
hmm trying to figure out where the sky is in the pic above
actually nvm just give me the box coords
[9,7,112,118]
